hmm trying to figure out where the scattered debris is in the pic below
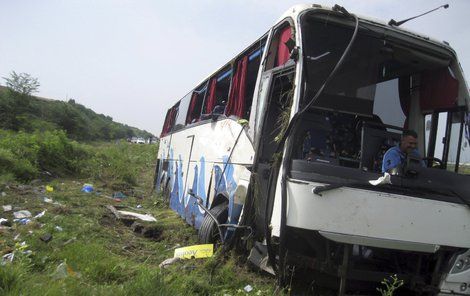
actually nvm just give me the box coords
[34,210,46,219]
[40,233,53,243]
[2,253,14,264]
[136,204,143,209]
[174,244,214,259]
[81,183,94,193]
[55,226,63,232]
[1,192,6,197]
[159,257,181,269]
[53,261,80,279]
[13,210,32,219]
[15,218,31,225]
[244,285,254,293]
[0,218,11,227]
[63,237,77,246]
[46,185,54,192]
[3,205,12,212]
[43,197,54,203]
[14,234,20,241]
[112,191,127,199]
[117,210,156,222]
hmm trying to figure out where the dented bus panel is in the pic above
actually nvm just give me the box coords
[155,4,470,295]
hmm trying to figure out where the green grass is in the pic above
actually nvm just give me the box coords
[0,142,276,295]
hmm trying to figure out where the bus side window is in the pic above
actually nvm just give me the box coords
[186,82,208,124]
[173,93,191,131]
[265,24,293,70]
[203,67,232,117]
[161,109,172,137]
[225,38,266,120]
[244,40,265,119]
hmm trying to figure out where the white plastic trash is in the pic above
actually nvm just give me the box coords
[34,210,46,219]
[244,285,254,293]
[13,210,32,219]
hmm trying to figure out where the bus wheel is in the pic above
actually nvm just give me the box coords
[198,203,228,245]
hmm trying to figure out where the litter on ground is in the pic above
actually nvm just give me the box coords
[46,185,54,192]
[3,205,12,212]
[13,210,32,219]
[15,218,31,225]
[159,257,181,269]
[34,210,46,219]
[0,218,10,226]
[112,191,127,199]
[43,197,54,203]
[174,244,213,259]
[81,184,94,193]
[53,261,80,279]
[116,210,157,222]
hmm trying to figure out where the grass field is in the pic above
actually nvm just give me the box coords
[0,143,277,295]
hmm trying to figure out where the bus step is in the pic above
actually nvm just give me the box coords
[248,241,275,275]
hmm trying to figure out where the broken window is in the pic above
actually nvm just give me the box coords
[265,23,294,70]
[173,93,191,131]
[186,82,207,124]
[203,67,232,116]
[160,103,179,137]
[226,38,266,119]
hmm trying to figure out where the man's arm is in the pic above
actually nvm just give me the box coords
[382,148,401,173]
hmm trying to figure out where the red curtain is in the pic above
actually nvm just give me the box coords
[226,56,248,118]
[276,27,292,67]
[186,92,198,124]
[420,67,459,111]
[205,78,217,114]
[161,109,172,137]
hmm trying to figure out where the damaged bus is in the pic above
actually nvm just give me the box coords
[155,4,470,295]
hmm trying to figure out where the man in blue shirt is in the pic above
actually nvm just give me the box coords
[382,130,423,173]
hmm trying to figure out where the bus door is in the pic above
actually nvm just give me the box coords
[251,67,295,238]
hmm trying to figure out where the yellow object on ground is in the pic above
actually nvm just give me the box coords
[174,244,213,259]
[46,185,54,192]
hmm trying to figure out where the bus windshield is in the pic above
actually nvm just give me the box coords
[297,13,469,175]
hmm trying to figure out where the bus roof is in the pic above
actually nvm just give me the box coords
[165,3,460,111]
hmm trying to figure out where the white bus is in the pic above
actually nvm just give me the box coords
[155,4,470,295]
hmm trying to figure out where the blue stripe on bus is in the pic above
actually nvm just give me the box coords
[249,48,263,61]
[217,69,232,82]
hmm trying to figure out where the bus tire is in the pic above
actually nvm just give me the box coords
[198,203,228,244]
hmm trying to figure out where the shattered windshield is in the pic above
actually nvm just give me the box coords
[297,13,469,175]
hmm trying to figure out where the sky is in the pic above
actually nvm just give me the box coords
[1,0,469,136]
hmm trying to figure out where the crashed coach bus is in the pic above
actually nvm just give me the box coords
[155,4,470,295]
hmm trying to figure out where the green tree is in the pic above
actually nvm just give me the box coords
[3,71,40,96]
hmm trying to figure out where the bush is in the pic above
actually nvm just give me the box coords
[0,130,89,180]
[0,129,157,187]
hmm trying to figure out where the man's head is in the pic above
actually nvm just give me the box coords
[400,130,418,154]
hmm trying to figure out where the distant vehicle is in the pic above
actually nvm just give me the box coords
[130,137,145,144]
[155,4,470,295]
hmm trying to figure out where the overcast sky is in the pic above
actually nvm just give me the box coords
[1,0,469,136]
